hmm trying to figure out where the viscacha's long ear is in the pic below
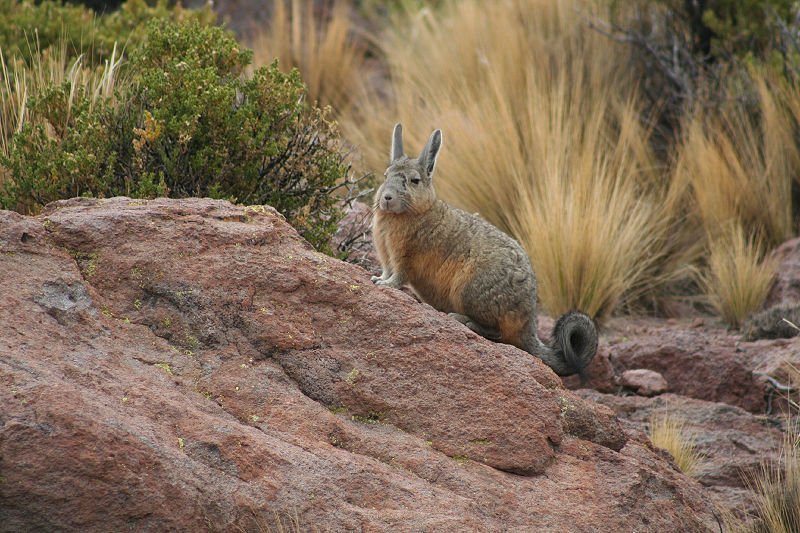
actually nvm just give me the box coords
[390,123,404,162]
[418,129,442,178]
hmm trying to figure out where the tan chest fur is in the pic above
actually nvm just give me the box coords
[373,209,473,314]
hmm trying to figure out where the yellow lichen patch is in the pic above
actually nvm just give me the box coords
[154,362,173,376]
[345,368,360,385]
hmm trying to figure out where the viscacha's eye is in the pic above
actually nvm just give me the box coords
[410,177,421,184]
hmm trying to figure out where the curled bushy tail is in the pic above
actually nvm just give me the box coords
[526,311,598,377]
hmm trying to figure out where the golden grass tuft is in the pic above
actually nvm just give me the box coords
[674,73,798,248]
[342,0,688,321]
[741,421,800,533]
[247,0,368,113]
[648,413,704,478]
[720,420,800,532]
[702,223,778,329]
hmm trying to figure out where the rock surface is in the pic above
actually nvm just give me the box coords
[741,237,800,340]
[572,319,767,412]
[578,391,785,521]
[0,198,718,531]
[621,369,669,397]
[743,302,800,341]
[764,237,800,309]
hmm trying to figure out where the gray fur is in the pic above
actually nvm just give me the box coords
[418,129,442,176]
[391,123,404,162]
[371,124,598,377]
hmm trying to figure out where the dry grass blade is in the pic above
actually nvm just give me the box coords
[247,0,368,113]
[702,223,777,329]
[782,318,800,332]
[648,413,704,478]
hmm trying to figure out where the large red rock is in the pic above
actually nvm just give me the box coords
[747,336,800,414]
[577,318,800,413]
[0,198,718,530]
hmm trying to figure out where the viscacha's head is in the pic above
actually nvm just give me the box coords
[375,124,442,215]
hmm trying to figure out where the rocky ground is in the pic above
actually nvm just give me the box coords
[0,197,797,531]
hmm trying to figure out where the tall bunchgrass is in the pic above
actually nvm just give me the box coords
[247,0,367,113]
[648,414,704,478]
[342,0,691,321]
[674,74,798,249]
[702,223,778,329]
[673,71,798,326]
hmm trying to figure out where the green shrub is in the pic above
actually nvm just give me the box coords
[698,0,795,62]
[0,0,216,68]
[0,0,95,63]
[0,18,351,253]
[1,82,117,213]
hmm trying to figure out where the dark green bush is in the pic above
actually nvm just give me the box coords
[694,0,795,62]
[621,0,797,65]
[0,18,352,253]
[1,84,116,214]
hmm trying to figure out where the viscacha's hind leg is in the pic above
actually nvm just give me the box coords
[449,313,501,340]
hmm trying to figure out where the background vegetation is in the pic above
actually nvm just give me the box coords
[1,0,798,318]
[0,0,353,252]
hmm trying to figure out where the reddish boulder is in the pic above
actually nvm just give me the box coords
[739,237,800,341]
[747,336,800,414]
[621,369,668,396]
[0,198,718,531]
[764,237,800,308]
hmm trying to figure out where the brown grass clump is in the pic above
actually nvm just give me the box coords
[342,0,686,321]
[247,0,367,113]
[674,73,798,249]
[702,223,778,329]
[648,414,704,478]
